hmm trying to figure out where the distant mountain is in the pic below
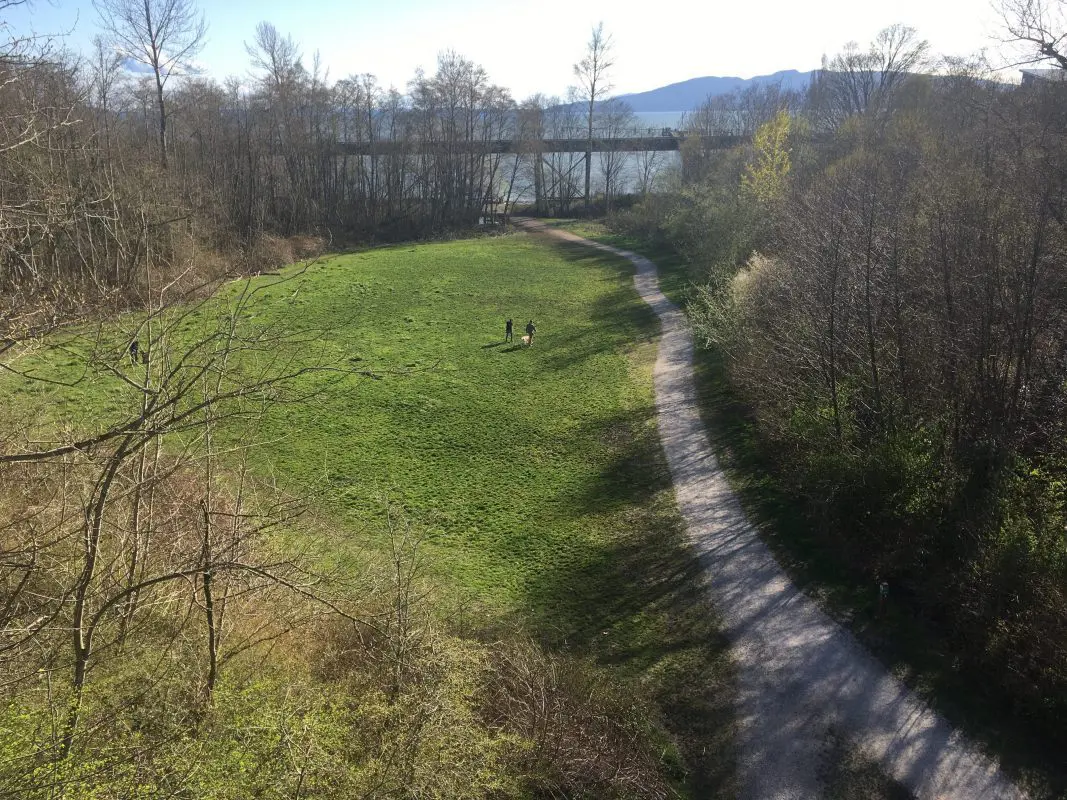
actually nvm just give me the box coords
[616,70,814,112]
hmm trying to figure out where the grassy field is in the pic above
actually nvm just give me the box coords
[250,231,736,793]
[2,229,736,795]
[247,234,669,612]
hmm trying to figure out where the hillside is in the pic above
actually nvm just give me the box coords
[616,69,814,112]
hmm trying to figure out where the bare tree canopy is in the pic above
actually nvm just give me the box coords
[93,0,208,167]
[1002,0,1067,68]
[245,21,304,90]
[808,24,929,128]
[572,21,614,209]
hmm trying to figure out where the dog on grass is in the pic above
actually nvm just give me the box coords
[521,334,531,346]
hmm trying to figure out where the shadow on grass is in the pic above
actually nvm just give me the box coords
[529,524,737,797]
[531,239,660,375]
[481,341,505,349]
[520,402,738,797]
[480,225,740,796]
[497,225,738,794]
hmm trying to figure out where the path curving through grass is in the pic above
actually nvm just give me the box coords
[517,217,1026,800]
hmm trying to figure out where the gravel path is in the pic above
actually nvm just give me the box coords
[518,219,1026,800]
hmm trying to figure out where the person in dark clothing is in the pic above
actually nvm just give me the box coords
[129,340,140,364]
[525,320,536,346]
[505,318,513,342]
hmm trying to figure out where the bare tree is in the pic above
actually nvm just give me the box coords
[0,262,365,766]
[573,22,614,210]
[93,0,208,168]
[0,1,30,17]
[89,34,125,154]
[245,21,303,92]
[597,98,635,207]
[544,98,586,214]
[808,24,929,129]
[1001,0,1067,68]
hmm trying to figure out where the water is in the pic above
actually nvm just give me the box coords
[634,110,686,130]
[501,110,686,202]
[495,108,688,202]
[500,149,679,202]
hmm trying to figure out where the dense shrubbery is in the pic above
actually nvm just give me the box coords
[613,34,1067,754]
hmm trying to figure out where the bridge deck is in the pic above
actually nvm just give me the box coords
[335,134,744,156]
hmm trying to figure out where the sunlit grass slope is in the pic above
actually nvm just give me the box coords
[246,233,671,613]
[3,230,736,793]
[238,230,734,791]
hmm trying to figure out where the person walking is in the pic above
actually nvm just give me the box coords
[505,318,513,342]
[525,320,536,346]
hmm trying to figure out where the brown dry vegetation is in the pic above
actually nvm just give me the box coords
[0,449,678,798]
[0,10,527,344]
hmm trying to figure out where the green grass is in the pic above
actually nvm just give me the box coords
[239,235,664,608]
[3,230,736,796]
[251,231,736,793]
[565,218,1065,799]
[545,219,692,308]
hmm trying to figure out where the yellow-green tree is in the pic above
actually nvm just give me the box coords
[741,110,792,204]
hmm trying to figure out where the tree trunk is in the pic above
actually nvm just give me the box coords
[61,436,137,759]
[585,98,594,210]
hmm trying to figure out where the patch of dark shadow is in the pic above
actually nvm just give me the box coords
[511,404,737,797]
[481,342,504,349]
[599,420,633,449]
[818,730,914,800]
[560,408,669,515]
[521,486,738,797]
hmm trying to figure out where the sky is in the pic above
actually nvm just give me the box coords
[3,0,1013,98]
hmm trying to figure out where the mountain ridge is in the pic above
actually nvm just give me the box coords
[616,69,814,112]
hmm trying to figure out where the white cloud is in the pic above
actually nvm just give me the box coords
[118,53,207,78]
[120,56,153,74]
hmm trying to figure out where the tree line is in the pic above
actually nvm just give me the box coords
[0,5,643,341]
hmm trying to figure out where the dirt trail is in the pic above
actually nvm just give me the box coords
[518,218,1025,800]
